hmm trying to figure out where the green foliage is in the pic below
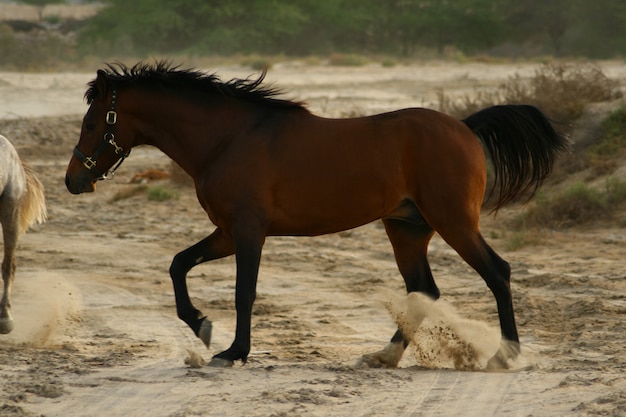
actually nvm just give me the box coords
[146,185,179,202]
[566,105,626,177]
[74,0,626,58]
[605,177,626,205]
[4,1,626,66]
[590,106,626,166]
[78,0,308,55]
[568,0,626,58]
[504,231,542,251]
[517,178,626,229]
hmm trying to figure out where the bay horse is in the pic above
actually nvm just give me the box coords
[1,135,47,334]
[65,62,567,369]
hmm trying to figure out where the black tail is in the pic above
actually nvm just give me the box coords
[463,105,569,211]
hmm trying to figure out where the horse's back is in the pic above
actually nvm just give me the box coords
[294,108,487,199]
[207,107,486,236]
[0,135,26,201]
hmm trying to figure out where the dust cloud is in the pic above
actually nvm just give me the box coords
[385,292,529,371]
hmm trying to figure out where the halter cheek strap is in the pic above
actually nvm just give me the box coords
[73,89,131,180]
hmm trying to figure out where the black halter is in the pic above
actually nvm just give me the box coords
[73,88,131,180]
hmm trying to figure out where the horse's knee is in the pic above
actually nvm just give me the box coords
[484,263,512,297]
[169,252,191,279]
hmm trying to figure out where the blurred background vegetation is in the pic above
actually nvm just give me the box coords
[1,0,625,236]
[1,0,626,69]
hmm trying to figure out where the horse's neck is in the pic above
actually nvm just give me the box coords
[136,99,262,178]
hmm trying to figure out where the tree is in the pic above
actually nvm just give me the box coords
[572,0,626,57]
[78,0,308,55]
[501,0,573,55]
[373,0,505,55]
[75,0,626,58]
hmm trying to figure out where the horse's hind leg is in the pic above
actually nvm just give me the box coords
[439,228,520,369]
[0,207,19,334]
[358,218,438,368]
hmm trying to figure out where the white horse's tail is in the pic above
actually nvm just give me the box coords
[19,161,47,233]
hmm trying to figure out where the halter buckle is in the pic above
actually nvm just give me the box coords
[83,157,96,170]
[106,111,117,125]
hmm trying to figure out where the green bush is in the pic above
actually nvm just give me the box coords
[147,185,179,202]
[517,178,626,229]
[504,231,542,251]
[588,106,626,175]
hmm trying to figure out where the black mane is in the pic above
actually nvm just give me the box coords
[85,61,305,109]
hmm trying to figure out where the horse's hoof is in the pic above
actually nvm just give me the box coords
[356,352,396,369]
[486,342,520,370]
[486,354,509,370]
[198,319,212,348]
[356,342,404,369]
[208,357,234,368]
[0,318,14,334]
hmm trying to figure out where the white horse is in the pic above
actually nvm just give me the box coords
[0,134,47,334]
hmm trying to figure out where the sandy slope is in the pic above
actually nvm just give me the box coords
[0,62,625,417]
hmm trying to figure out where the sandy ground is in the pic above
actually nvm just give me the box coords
[0,62,625,417]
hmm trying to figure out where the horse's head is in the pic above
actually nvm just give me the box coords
[65,69,132,194]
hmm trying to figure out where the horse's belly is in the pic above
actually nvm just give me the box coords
[268,184,399,236]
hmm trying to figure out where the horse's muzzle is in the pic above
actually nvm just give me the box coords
[65,173,96,194]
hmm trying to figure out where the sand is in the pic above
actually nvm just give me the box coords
[0,61,625,417]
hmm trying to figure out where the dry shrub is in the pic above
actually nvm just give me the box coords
[436,88,501,119]
[439,63,621,127]
[440,63,623,185]
[0,24,75,71]
[523,63,621,125]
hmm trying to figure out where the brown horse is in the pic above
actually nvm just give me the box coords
[65,62,567,369]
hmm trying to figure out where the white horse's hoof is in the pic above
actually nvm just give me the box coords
[0,318,14,334]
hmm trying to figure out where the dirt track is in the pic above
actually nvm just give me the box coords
[0,62,625,417]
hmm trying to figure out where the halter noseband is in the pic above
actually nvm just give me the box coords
[73,88,131,181]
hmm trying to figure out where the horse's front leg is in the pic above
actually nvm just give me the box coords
[209,227,265,367]
[0,218,18,334]
[169,228,235,345]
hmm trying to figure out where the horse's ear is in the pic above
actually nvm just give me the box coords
[95,69,108,97]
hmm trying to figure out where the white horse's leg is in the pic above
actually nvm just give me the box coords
[0,209,19,334]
